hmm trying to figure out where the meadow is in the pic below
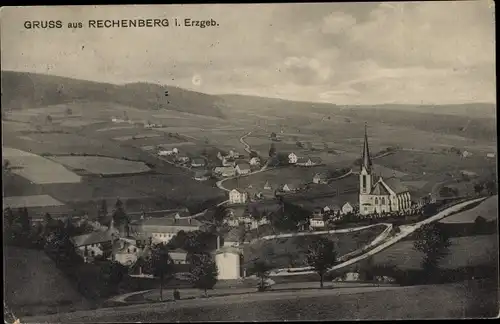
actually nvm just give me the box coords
[439,195,498,224]
[3,194,65,209]
[244,225,386,271]
[3,147,82,184]
[4,247,91,317]
[50,156,151,176]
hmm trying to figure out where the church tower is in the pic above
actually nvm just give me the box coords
[359,123,373,215]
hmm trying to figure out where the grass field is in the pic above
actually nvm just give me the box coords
[23,279,498,321]
[3,147,81,184]
[113,133,162,141]
[439,195,498,224]
[4,247,91,317]
[50,156,151,175]
[244,225,386,271]
[370,234,498,271]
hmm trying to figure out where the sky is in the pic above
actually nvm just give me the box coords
[0,2,496,105]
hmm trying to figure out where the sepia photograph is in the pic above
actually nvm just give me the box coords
[1,2,498,322]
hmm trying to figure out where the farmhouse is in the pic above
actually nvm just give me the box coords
[280,183,297,192]
[263,181,272,190]
[462,150,472,158]
[486,153,496,158]
[296,156,322,167]
[194,170,211,181]
[313,172,329,184]
[359,124,412,216]
[71,221,119,261]
[342,202,354,214]
[288,152,298,164]
[191,158,207,168]
[229,189,249,204]
[249,157,261,166]
[235,162,251,175]
[309,208,325,229]
[129,216,201,244]
[176,155,190,163]
[323,205,341,214]
[158,149,176,156]
[214,166,236,177]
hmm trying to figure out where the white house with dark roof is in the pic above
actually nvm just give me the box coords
[341,202,354,215]
[249,157,261,166]
[214,166,236,177]
[111,237,141,266]
[263,181,272,190]
[313,172,329,184]
[71,221,119,261]
[359,124,412,216]
[229,189,248,204]
[235,162,251,175]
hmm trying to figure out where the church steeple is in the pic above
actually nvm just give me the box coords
[362,123,373,172]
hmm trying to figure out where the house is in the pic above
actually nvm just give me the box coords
[129,216,201,244]
[359,124,412,216]
[71,221,119,261]
[462,150,472,158]
[158,150,176,156]
[313,172,329,184]
[288,153,298,164]
[214,166,236,177]
[111,237,141,266]
[194,170,211,181]
[217,152,224,160]
[323,205,341,214]
[169,248,189,264]
[263,181,272,190]
[341,202,354,215]
[191,158,206,168]
[175,155,190,163]
[296,156,322,167]
[222,157,236,167]
[235,162,251,175]
[249,157,261,166]
[215,246,244,280]
[222,227,251,247]
[486,153,496,158]
[229,189,248,204]
[280,183,296,192]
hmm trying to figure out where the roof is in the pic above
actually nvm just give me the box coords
[371,181,391,195]
[71,228,117,247]
[191,158,206,164]
[362,123,373,172]
[382,177,409,194]
[131,217,201,228]
[215,246,242,255]
[313,172,328,179]
[236,162,251,170]
[230,188,247,194]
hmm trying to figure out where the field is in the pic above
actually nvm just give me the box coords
[4,247,91,317]
[370,234,498,271]
[23,279,498,321]
[113,133,162,141]
[3,147,81,184]
[3,194,65,208]
[439,195,498,224]
[244,225,386,271]
[50,156,151,175]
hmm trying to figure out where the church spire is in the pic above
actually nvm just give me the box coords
[362,123,373,172]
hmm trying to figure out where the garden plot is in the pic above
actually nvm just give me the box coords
[50,156,151,175]
[3,147,81,184]
[3,195,65,208]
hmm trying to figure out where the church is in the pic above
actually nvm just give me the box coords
[359,125,412,216]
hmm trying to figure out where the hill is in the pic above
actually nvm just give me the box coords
[219,94,496,142]
[1,70,225,118]
[4,247,91,317]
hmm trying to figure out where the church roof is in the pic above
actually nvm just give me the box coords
[361,123,373,172]
[371,181,391,195]
[383,177,408,194]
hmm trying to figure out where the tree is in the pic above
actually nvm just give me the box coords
[65,107,73,116]
[189,253,218,297]
[98,199,108,222]
[46,115,53,124]
[208,205,230,249]
[113,198,129,236]
[150,243,175,301]
[473,183,484,195]
[99,261,128,296]
[250,259,273,291]
[269,143,276,157]
[249,150,259,158]
[306,237,337,288]
[296,141,303,148]
[4,207,15,229]
[485,180,497,195]
[18,207,31,235]
[3,159,10,170]
[270,132,277,140]
[413,223,452,275]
